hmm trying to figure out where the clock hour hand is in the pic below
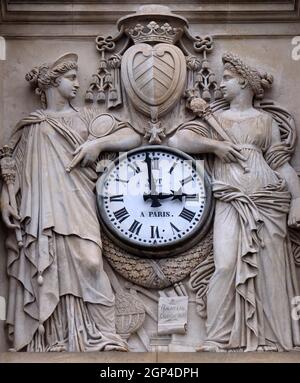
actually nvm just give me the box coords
[143,153,161,208]
[144,189,198,206]
[171,188,198,202]
[143,193,161,207]
[143,192,173,203]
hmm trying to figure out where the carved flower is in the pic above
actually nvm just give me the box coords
[108,54,121,69]
[161,23,173,33]
[134,23,144,32]
[214,89,223,100]
[186,55,202,71]
[190,97,208,114]
[147,21,159,31]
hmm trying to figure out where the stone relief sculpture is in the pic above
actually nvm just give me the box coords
[82,5,219,295]
[1,4,300,354]
[0,52,141,352]
[169,52,300,351]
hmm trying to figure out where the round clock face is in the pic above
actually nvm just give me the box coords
[96,146,213,257]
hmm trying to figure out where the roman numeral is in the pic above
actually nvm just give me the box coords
[179,208,195,222]
[170,222,180,235]
[110,194,124,202]
[115,178,129,184]
[185,193,199,201]
[151,226,160,238]
[169,162,178,174]
[152,158,160,170]
[128,161,141,174]
[129,220,143,235]
[180,175,193,186]
[114,207,130,223]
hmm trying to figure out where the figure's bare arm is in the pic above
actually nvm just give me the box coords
[270,120,300,227]
[168,129,245,163]
[277,162,300,199]
[168,130,217,154]
[67,127,142,171]
[1,183,20,229]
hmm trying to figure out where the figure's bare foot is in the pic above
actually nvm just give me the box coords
[196,342,223,352]
[47,342,67,352]
[227,348,245,352]
[257,345,278,352]
[104,344,128,352]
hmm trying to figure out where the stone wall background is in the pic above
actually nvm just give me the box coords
[0,0,299,352]
[1,25,300,169]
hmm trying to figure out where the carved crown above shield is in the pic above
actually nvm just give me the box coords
[125,21,182,45]
[117,5,188,44]
[86,5,222,144]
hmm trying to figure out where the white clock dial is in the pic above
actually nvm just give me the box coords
[97,146,212,257]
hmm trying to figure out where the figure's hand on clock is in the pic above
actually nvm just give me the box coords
[66,140,101,172]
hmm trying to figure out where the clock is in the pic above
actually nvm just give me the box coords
[96,145,213,258]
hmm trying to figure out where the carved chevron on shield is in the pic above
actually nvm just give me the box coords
[121,43,186,118]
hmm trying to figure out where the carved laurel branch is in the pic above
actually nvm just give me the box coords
[102,229,213,290]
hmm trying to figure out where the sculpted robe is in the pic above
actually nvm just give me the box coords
[183,110,300,351]
[6,108,127,351]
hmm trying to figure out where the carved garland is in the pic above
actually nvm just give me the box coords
[102,229,213,290]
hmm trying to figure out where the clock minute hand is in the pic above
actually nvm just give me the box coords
[143,153,161,208]
[144,190,197,203]
[144,153,157,194]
